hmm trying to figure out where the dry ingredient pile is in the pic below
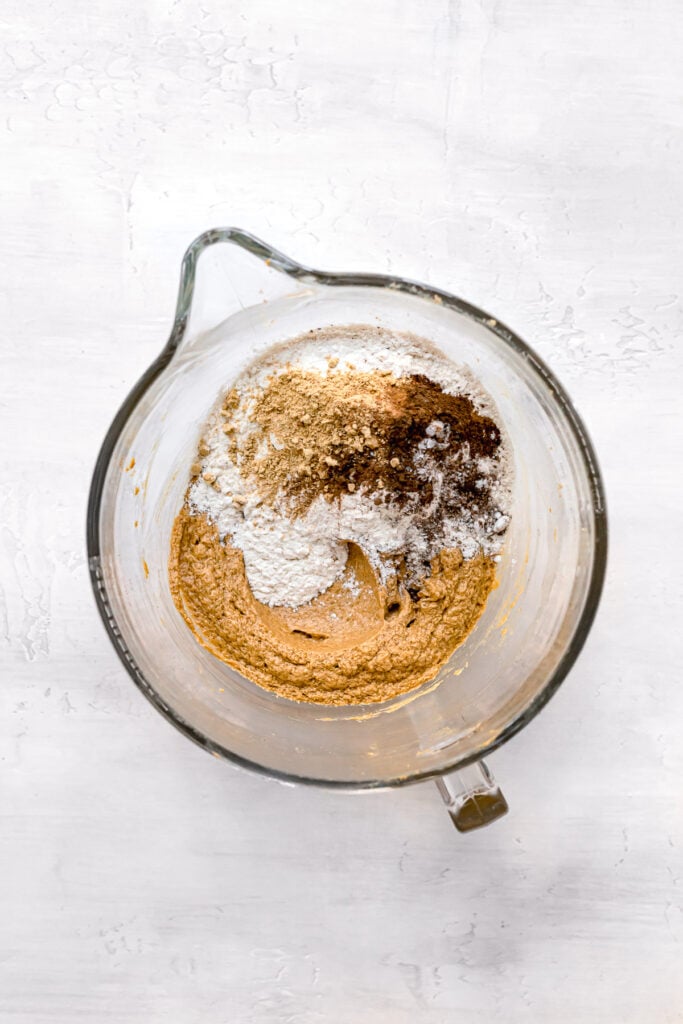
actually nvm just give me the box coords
[169,326,511,705]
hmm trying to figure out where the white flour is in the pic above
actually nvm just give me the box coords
[190,474,410,607]
[188,327,511,609]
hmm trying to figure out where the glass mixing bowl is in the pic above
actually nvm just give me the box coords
[87,229,607,832]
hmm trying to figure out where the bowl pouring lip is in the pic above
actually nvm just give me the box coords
[86,226,608,791]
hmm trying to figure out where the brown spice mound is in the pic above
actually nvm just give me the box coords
[235,367,500,508]
[233,367,500,499]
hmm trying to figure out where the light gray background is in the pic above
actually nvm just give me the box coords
[2,1,682,1021]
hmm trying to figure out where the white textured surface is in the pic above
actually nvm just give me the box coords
[2,1,682,1020]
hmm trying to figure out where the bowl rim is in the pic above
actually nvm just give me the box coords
[86,227,608,790]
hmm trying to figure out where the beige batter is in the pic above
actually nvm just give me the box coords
[169,507,497,706]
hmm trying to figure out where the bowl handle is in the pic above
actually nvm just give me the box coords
[435,760,509,833]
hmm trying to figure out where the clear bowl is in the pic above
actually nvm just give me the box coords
[87,229,607,829]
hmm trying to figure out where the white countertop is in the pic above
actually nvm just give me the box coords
[2,1,682,1020]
